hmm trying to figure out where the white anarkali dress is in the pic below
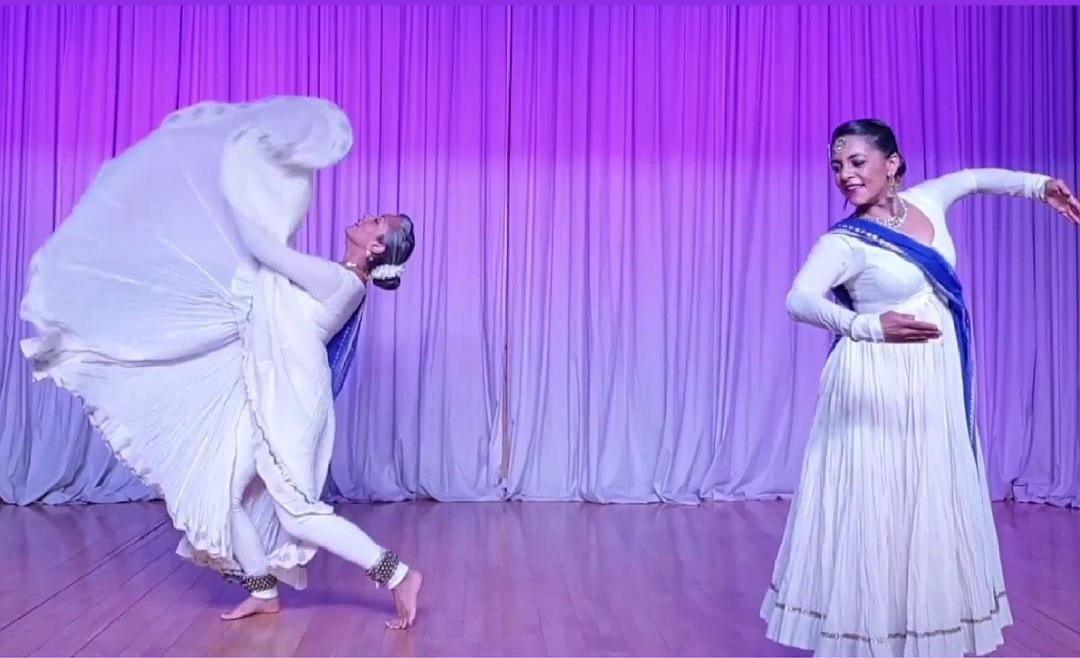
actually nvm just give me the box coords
[761,169,1050,656]
[20,96,363,589]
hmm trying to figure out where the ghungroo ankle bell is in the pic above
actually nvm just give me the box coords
[366,550,400,588]
[241,573,278,594]
[221,569,244,584]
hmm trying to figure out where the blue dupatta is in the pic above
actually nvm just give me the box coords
[326,300,365,398]
[828,218,977,459]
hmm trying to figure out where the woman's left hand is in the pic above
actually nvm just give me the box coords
[1044,179,1080,225]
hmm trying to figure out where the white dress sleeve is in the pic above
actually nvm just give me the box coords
[234,217,348,302]
[906,169,1051,218]
[786,234,885,342]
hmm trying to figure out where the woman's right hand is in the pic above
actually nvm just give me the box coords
[1044,179,1080,225]
[880,311,941,343]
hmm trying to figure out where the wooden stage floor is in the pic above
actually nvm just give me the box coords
[1,500,1076,656]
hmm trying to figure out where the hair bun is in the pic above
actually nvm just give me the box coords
[373,277,402,291]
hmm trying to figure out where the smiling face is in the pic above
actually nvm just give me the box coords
[830,134,901,207]
[833,130,902,207]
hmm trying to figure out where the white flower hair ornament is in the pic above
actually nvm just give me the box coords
[370,263,406,281]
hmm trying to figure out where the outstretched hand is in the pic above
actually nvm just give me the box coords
[880,311,941,343]
[1044,179,1080,225]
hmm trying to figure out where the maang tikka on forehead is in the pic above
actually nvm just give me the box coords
[831,137,848,155]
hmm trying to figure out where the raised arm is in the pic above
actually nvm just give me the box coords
[908,169,1049,215]
[234,216,346,301]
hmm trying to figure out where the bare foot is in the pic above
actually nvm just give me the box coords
[386,569,423,630]
[220,596,281,621]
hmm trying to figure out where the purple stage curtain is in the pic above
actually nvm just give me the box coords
[1,6,1076,505]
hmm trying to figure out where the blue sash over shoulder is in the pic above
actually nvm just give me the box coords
[326,300,365,398]
[828,218,977,459]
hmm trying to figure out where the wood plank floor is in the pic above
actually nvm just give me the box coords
[0,500,1076,656]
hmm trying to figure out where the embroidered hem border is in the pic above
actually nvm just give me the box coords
[768,583,1008,644]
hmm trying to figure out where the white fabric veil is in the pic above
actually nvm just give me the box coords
[23,96,353,362]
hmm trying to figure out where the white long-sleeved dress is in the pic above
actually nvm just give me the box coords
[760,169,1050,656]
[20,97,363,588]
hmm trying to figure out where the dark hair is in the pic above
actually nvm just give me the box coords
[370,214,416,291]
[831,119,907,179]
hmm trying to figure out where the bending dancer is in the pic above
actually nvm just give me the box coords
[21,97,423,627]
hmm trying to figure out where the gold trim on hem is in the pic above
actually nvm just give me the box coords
[768,583,1007,644]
